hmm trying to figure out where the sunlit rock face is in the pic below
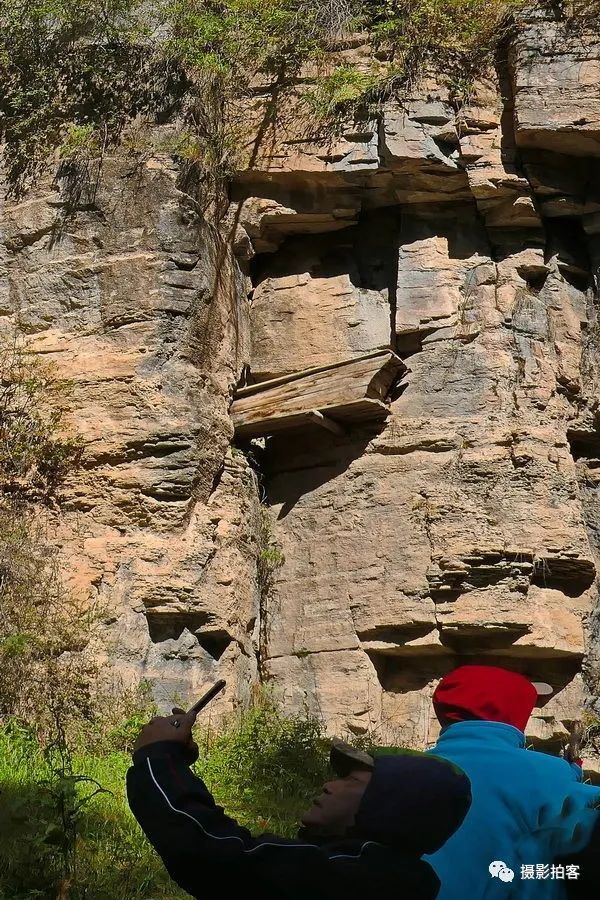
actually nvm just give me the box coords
[232,7,600,754]
[3,6,600,756]
[1,153,259,714]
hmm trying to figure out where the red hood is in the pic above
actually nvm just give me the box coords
[433,665,537,732]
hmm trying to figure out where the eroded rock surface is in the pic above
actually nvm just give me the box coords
[1,153,259,712]
[2,6,600,756]
[231,8,600,756]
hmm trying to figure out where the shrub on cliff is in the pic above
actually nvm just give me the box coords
[0,333,81,502]
[0,330,125,896]
[0,332,89,741]
[6,0,597,196]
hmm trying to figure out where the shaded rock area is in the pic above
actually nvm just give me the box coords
[2,6,600,755]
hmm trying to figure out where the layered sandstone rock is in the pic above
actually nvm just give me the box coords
[1,152,259,713]
[230,8,600,757]
[512,10,600,158]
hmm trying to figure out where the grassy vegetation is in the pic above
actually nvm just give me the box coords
[0,699,331,899]
[0,720,189,899]
[198,697,329,833]
[307,0,523,116]
[4,0,598,197]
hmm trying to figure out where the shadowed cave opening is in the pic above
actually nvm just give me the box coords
[250,207,401,294]
[369,653,581,693]
[247,206,403,377]
[146,613,232,660]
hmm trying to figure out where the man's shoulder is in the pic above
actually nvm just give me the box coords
[523,748,579,777]
[427,728,579,783]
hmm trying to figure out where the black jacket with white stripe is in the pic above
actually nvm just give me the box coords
[126,742,471,900]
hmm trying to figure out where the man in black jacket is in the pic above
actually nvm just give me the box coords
[127,709,472,900]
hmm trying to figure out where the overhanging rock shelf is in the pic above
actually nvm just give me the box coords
[231,349,407,439]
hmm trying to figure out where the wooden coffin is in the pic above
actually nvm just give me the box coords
[231,349,406,439]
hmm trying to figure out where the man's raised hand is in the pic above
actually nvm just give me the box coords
[133,708,199,763]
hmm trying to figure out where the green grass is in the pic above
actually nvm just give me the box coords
[0,701,330,898]
[197,700,329,834]
[0,732,185,899]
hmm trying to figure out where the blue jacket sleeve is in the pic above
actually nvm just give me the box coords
[569,762,584,782]
[561,808,600,897]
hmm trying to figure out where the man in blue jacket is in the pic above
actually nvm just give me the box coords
[424,665,600,900]
[127,709,471,900]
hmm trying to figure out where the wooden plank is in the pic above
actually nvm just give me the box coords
[234,349,395,398]
[308,410,346,436]
[233,364,381,416]
[368,353,406,399]
[233,368,384,416]
[325,399,392,423]
[233,352,405,416]
[234,399,389,439]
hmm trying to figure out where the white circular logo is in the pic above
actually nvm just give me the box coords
[489,861,515,882]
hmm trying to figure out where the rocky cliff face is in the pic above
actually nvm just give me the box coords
[0,154,260,711]
[2,7,600,750]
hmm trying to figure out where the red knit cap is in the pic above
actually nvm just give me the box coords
[433,665,538,732]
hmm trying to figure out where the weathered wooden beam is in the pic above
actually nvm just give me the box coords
[233,399,391,439]
[307,409,346,436]
[234,349,395,399]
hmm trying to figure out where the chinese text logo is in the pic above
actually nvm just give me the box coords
[489,862,581,882]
